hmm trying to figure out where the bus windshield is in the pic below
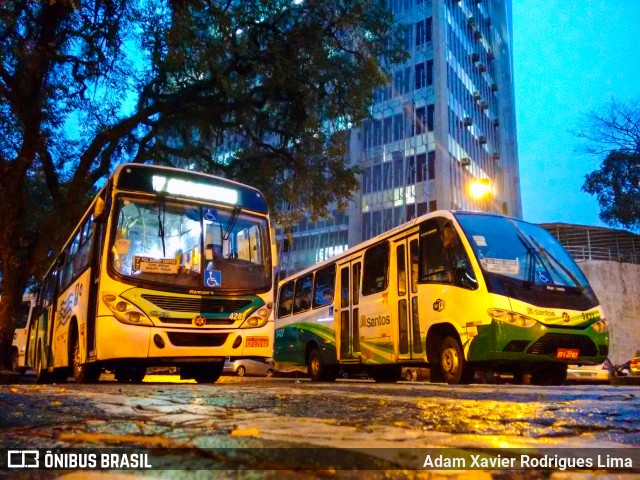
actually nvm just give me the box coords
[455,213,589,289]
[110,196,272,292]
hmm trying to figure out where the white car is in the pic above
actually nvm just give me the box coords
[566,359,613,384]
[223,358,275,377]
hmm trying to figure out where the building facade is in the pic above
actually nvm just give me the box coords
[278,0,521,278]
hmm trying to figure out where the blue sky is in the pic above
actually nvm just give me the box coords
[512,0,640,228]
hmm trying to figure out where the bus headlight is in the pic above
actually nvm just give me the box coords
[102,293,152,326]
[592,319,608,333]
[487,308,537,328]
[240,302,272,328]
[241,316,269,328]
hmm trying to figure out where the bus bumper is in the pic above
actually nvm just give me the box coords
[96,316,273,361]
[466,320,609,366]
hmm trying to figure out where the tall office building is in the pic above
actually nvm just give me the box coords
[278,0,521,277]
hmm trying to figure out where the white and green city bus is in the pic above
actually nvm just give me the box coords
[26,163,276,383]
[274,210,609,385]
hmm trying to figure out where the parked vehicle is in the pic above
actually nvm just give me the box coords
[630,351,640,376]
[566,359,614,384]
[401,367,430,382]
[223,358,275,377]
[7,294,36,374]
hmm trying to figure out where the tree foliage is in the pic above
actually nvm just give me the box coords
[583,151,640,231]
[577,98,640,231]
[0,0,405,369]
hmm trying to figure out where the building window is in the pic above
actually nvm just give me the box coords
[428,151,436,180]
[415,106,426,134]
[415,62,426,90]
[383,117,392,144]
[416,153,427,182]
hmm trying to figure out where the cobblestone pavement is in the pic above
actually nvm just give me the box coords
[1,375,640,478]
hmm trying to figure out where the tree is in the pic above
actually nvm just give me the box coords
[577,98,640,231]
[583,151,640,231]
[0,0,405,370]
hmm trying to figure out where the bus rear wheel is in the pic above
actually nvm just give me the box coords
[308,348,337,382]
[439,336,473,385]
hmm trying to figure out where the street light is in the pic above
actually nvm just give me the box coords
[469,178,491,200]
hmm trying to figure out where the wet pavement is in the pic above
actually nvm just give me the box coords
[1,375,640,478]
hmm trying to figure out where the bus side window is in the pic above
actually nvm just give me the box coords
[362,242,389,295]
[313,265,335,308]
[419,221,452,283]
[293,273,313,314]
[277,281,294,318]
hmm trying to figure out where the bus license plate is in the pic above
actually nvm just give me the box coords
[556,348,579,360]
[246,336,269,348]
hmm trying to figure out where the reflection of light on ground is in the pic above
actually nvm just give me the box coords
[142,375,195,384]
[415,399,559,437]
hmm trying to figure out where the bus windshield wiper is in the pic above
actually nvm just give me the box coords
[223,206,241,242]
[157,195,166,257]
[513,230,537,285]
[525,235,585,292]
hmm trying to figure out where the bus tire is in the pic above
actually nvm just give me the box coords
[191,362,224,384]
[531,363,567,386]
[308,348,337,382]
[439,336,473,385]
[72,333,100,383]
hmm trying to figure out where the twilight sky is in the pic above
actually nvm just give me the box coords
[511,0,640,228]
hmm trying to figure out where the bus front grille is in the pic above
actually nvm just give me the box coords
[167,332,229,347]
[157,317,235,326]
[142,295,252,313]
[526,333,598,356]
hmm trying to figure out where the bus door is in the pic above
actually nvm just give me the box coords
[336,259,362,361]
[395,236,424,360]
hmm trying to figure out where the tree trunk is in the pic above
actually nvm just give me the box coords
[0,168,32,371]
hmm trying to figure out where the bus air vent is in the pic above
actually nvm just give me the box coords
[142,295,252,313]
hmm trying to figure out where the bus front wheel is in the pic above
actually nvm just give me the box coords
[72,334,101,383]
[308,348,337,382]
[439,336,473,385]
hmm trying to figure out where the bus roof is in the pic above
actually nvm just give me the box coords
[277,209,523,284]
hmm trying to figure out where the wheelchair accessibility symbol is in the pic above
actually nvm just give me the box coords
[204,270,222,287]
